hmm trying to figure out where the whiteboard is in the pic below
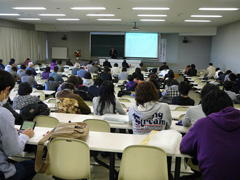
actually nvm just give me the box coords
[52,47,67,59]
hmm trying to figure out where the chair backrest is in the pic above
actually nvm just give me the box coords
[118,145,168,180]
[33,115,59,128]
[178,114,185,121]
[118,98,131,103]
[33,90,45,101]
[56,97,81,114]
[83,119,110,132]
[85,100,93,106]
[49,138,90,179]
[175,106,189,111]
[121,103,127,109]
[47,98,56,104]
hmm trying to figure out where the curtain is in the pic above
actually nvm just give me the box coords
[0,27,46,65]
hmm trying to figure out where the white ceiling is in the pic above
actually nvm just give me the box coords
[0,0,240,30]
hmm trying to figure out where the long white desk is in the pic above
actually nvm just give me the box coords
[18,126,190,180]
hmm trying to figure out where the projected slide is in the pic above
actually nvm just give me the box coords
[125,33,158,58]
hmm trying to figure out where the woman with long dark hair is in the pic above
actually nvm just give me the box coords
[93,81,126,115]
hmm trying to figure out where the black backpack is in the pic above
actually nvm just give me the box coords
[20,102,50,121]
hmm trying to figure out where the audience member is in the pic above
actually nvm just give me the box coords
[49,66,64,83]
[118,67,129,80]
[0,59,5,70]
[21,70,37,87]
[184,65,191,75]
[159,62,169,71]
[87,60,98,74]
[134,67,144,81]
[56,60,64,72]
[182,84,219,127]
[88,77,103,97]
[224,81,237,101]
[128,81,172,134]
[77,67,87,78]
[17,64,26,78]
[93,81,126,115]
[26,62,37,76]
[13,82,41,110]
[149,74,161,98]
[161,79,179,104]
[103,58,112,68]
[0,70,35,180]
[228,73,239,93]
[72,63,80,75]
[42,66,51,79]
[214,68,222,79]
[66,58,73,66]
[172,81,195,105]
[101,66,112,81]
[8,58,15,67]
[187,64,197,76]
[24,58,31,66]
[180,90,240,180]
[122,59,129,69]
[139,62,147,72]
[56,82,91,114]
[83,72,93,87]
[126,75,138,91]
[111,63,121,77]
[206,63,216,79]
[50,59,56,70]
[10,66,21,81]
[44,77,59,91]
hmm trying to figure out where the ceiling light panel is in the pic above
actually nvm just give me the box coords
[97,19,121,21]
[199,8,239,11]
[39,14,66,16]
[191,15,222,18]
[18,18,41,20]
[86,14,115,16]
[137,14,167,17]
[57,18,80,21]
[13,7,46,10]
[133,7,170,10]
[185,20,211,22]
[0,13,20,16]
[71,7,106,10]
[140,19,165,21]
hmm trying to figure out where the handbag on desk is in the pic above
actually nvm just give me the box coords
[35,122,89,174]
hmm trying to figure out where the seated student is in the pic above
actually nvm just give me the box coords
[17,64,26,78]
[101,66,112,81]
[228,73,239,94]
[126,75,138,91]
[103,58,112,68]
[75,76,93,101]
[21,70,37,88]
[56,82,91,114]
[57,75,79,92]
[172,81,195,105]
[134,67,144,81]
[149,74,161,99]
[8,58,15,67]
[182,84,219,127]
[118,67,129,80]
[0,70,35,180]
[13,82,41,110]
[83,72,93,87]
[42,66,51,79]
[26,62,37,76]
[159,62,169,71]
[139,62,147,72]
[164,69,175,86]
[184,65,191,75]
[160,79,179,104]
[224,81,237,101]
[133,72,142,84]
[87,60,98,74]
[88,77,103,97]
[24,58,31,66]
[128,81,172,134]
[214,68,222,79]
[44,77,59,91]
[187,64,197,77]
[56,60,64,72]
[122,59,129,69]
[5,65,20,81]
[111,63,121,77]
[49,66,64,84]
[77,76,88,91]
[93,81,126,115]
[180,90,240,180]
[66,58,73,66]
[0,59,5,70]
[11,66,21,81]
[72,63,80,75]
[77,67,87,78]
[50,59,56,70]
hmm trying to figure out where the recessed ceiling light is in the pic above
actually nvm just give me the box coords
[71,7,106,10]
[140,19,165,21]
[185,20,211,22]
[0,13,20,16]
[191,15,222,18]
[17,18,41,20]
[132,7,170,10]
[86,14,115,16]
[57,18,80,21]
[13,7,46,10]
[137,14,167,17]
[97,19,122,21]
[199,8,239,11]
[39,14,66,16]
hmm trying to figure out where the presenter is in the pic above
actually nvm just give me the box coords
[109,46,117,59]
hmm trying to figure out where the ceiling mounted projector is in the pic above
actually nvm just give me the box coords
[131,22,139,31]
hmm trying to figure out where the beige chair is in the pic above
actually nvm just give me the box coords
[33,115,59,128]
[118,145,168,180]
[33,90,45,101]
[48,138,90,180]
[234,104,240,109]
[85,100,93,106]
[46,98,56,104]
[175,106,189,111]
[178,114,185,121]
[83,119,110,132]
[121,103,127,109]
[121,95,134,99]
[118,98,131,103]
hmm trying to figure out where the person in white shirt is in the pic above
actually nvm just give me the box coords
[111,63,121,77]
[206,63,216,79]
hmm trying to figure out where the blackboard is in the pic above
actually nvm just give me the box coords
[91,34,124,57]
